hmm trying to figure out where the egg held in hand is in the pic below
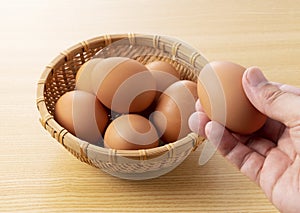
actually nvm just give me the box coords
[104,114,159,150]
[54,90,109,146]
[151,80,198,143]
[197,61,267,135]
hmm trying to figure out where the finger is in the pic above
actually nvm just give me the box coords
[195,99,205,112]
[259,148,293,201]
[270,83,300,154]
[245,137,276,157]
[280,84,300,95]
[231,133,251,144]
[290,126,300,154]
[230,117,282,145]
[205,121,232,155]
[276,130,298,160]
[188,111,210,137]
[242,67,300,128]
[256,117,285,143]
[271,82,300,95]
[205,121,265,184]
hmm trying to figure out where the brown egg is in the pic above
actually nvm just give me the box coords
[75,58,104,94]
[151,80,197,143]
[146,61,180,102]
[54,90,109,146]
[197,61,267,134]
[91,57,156,113]
[104,114,159,150]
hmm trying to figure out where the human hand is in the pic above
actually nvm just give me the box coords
[189,67,300,213]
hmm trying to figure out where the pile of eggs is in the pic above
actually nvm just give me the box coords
[55,57,197,150]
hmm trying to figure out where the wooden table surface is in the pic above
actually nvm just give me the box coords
[1,0,299,212]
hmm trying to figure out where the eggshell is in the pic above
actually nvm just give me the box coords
[146,61,179,78]
[75,58,104,94]
[197,61,267,134]
[91,57,156,113]
[146,61,180,102]
[104,114,159,150]
[151,80,197,143]
[54,90,109,146]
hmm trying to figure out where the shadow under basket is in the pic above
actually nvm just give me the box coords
[36,33,208,180]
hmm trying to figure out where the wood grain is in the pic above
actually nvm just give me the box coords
[1,0,300,212]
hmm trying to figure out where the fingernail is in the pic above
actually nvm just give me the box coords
[246,67,267,86]
[205,121,222,147]
[205,121,213,138]
[195,99,201,111]
[188,112,201,134]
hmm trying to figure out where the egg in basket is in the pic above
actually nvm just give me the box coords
[36,33,208,180]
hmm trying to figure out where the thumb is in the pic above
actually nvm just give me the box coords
[242,67,300,128]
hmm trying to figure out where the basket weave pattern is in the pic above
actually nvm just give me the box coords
[36,33,207,179]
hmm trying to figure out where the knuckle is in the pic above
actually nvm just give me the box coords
[261,84,286,107]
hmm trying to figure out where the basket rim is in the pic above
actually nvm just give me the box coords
[36,33,208,160]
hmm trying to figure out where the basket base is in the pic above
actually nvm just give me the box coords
[100,161,183,180]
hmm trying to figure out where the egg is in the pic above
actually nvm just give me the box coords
[54,90,109,146]
[89,57,156,113]
[197,61,267,134]
[75,58,104,94]
[146,61,180,102]
[104,114,159,150]
[151,80,197,143]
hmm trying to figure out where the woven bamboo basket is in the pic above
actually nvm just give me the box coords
[36,33,208,180]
